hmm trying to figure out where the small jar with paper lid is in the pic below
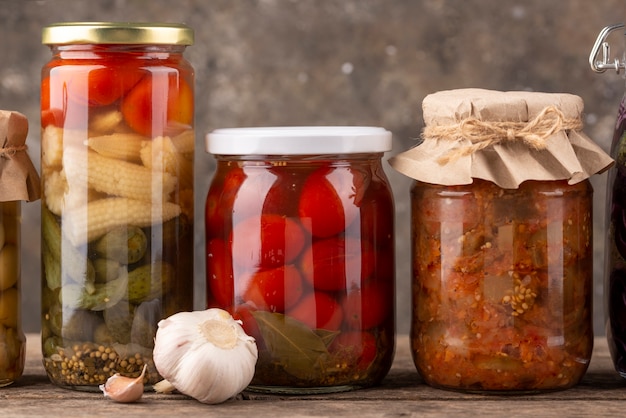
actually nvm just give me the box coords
[390,89,613,393]
[0,111,41,387]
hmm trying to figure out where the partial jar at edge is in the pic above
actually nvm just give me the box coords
[605,90,626,377]
[205,128,395,394]
[0,202,24,387]
[40,23,195,390]
[410,178,593,393]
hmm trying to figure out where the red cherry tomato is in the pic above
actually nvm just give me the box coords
[298,165,367,238]
[40,108,64,128]
[205,167,245,237]
[41,68,87,129]
[206,238,234,308]
[342,281,392,330]
[261,166,312,217]
[69,63,144,107]
[286,291,343,332]
[230,167,284,224]
[121,71,193,136]
[231,214,306,270]
[329,331,377,370]
[299,237,375,291]
[241,265,304,312]
[345,179,395,250]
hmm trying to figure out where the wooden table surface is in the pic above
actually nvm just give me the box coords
[2,334,625,417]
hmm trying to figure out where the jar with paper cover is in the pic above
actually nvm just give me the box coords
[0,111,41,387]
[390,89,613,393]
[40,22,195,390]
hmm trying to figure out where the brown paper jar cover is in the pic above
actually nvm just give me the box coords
[389,88,614,188]
[0,111,40,202]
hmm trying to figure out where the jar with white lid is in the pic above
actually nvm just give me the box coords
[205,126,395,394]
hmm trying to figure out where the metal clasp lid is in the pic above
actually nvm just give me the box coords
[589,23,625,73]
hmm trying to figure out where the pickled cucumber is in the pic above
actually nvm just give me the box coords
[103,302,134,344]
[93,258,122,283]
[59,268,128,311]
[130,299,161,348]
[43,242,61,290]
[93,226,147,264]
[127,262,174,304]
[42,207,96,292]
[61,309,103,341]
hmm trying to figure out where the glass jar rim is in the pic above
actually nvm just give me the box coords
[42,22,194,46]
[206,126,392,155]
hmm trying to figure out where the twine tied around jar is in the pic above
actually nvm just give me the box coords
[0,143,28,159]
[422,106,584,165]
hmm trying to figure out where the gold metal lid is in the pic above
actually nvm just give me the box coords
[42,22,194,45]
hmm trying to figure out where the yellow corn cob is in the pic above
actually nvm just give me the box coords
[89,109,123,134]
[42,127,89,169]
[41,126,64,168]
[43,170,68,216]
[63,147,177,202]
[63,197,181,246]
[171,129,195,154]
[43,169,107,216]
[140,136,193,189]
[86,132,147,163]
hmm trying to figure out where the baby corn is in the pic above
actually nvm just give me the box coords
[63,147,177,202]
[86,132,147,163]
[63,197,182,245]
[171,129,195,154]
[43,170,67,216]
[140,136,193,189]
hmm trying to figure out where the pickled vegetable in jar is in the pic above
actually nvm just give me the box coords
[205,127,395,394]
[0,111,41,387]
[589,23,626,378]
[390,89,613,393]
[40,22,194,390]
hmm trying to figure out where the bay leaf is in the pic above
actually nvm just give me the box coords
[252,310,329,380]
[314,329,339,347]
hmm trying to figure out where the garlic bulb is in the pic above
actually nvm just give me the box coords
[153,308,258,404]
[99,364,147,403]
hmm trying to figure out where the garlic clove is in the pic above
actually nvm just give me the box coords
[153,378,176,394]
[99,363,147,403]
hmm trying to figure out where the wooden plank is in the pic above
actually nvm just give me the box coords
[0,334,623,417]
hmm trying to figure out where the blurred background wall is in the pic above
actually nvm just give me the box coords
[0,0,624,335]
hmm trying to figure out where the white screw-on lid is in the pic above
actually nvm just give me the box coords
[206,126,392,155]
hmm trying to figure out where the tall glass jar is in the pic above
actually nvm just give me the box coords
[205,127,395,394]
[40,22,195,390]
[590,23,626,378]
[411,179,593,392]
